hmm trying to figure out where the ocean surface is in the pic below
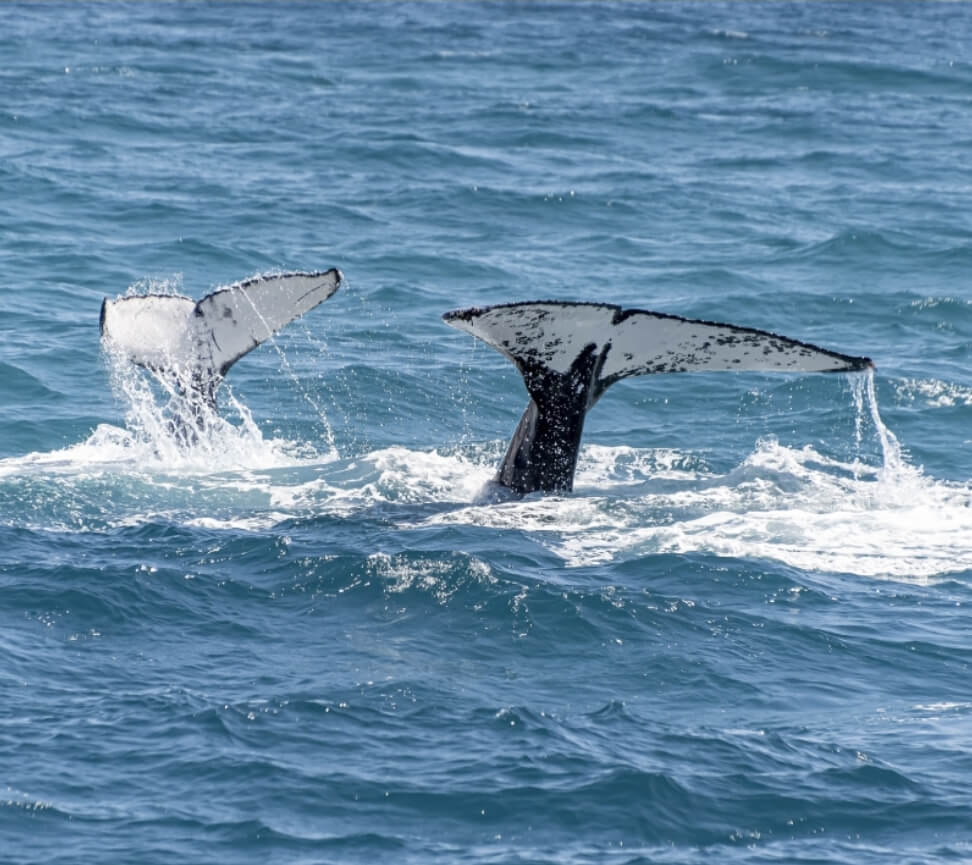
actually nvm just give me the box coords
[2,3,971,863]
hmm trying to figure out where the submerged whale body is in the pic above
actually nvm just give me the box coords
[100,270,342,430]
[443,301,873,497]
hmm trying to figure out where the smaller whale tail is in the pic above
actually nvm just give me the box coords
[100,269,342,407]
[443,301,872,496]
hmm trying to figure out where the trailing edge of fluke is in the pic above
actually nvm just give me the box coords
[442,301,873,497]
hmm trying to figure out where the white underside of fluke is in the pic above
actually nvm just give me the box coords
[443,301,872,381]
[101,270,342,378]
[100,294,196,372]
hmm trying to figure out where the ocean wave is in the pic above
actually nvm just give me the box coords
[3,383,969,583]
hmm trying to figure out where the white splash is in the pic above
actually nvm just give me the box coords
[5,357,970,585]
[427,372,972,583]
[0,333,334,532]
[896,377,972,408]
[97,334,327,474]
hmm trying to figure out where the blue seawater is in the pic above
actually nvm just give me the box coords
[2,3,971,863]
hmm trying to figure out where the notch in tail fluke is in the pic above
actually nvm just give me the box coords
[443,301,872,496]
[100,269,342,405]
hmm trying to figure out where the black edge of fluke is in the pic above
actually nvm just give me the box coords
[835,354,874,372]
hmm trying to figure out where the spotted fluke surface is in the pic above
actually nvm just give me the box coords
[443,301,872,385]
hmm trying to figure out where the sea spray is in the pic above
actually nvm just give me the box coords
[849,368,924,506]
[861,368,905,475]
[235,279,339,459]
[102,343,310,472]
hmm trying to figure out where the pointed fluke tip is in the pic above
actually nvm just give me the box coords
[841,354,875,373]
[442,307,476,324]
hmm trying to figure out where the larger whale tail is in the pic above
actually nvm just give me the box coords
[443,301,873,496]
[101,269,342,409]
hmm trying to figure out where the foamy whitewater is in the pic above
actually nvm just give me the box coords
[2,4,971,864]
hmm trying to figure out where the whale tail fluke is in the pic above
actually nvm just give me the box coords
[443,301,872,495]
[101,269,342,404]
